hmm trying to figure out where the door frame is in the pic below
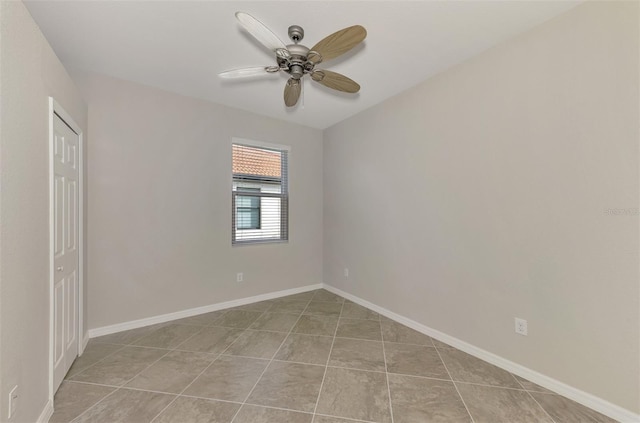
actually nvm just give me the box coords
[48,97,85,401]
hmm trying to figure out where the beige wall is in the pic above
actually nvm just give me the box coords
[0,1,88,421]
[72,73,323,330]
[323,1,639,414]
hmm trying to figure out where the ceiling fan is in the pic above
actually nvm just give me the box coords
[219,12,367,107]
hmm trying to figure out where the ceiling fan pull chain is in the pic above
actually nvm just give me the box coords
[301,77,305,108]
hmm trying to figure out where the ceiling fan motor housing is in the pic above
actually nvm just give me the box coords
[286,44,309,59]
[283,44,310,79]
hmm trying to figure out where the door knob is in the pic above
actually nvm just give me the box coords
[57,266,64,272]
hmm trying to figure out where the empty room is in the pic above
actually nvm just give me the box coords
[1,1,638,422]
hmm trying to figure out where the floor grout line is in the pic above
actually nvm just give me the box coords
[63,379,122,390]
[215,353,273,362]
[380,315,396,423]
[96,384,178,397]
[315,412,380,423]
[451,379,545,392]
[175,393,243,405]
[69,385,121,422]
[96,331,446,347]
[64,366,552,400]
[513,374,559,423]
[311,295,346,419]
[169,324,212,352]
[64,343,128,381]
[433,345,476,423]
[148,351,225,423]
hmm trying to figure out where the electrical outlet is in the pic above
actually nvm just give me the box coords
[344,268,349,278]
[515,318,528,336]
[236,272,243,283]
[8,385,18,420]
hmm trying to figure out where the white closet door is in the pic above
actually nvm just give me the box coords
[52,113,79,391]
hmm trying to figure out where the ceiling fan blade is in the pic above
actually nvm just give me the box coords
[219,66,279,79]
[311,70,360,93]
[284,78,301,107]
[235,12,290,58]
[309,25,366,64]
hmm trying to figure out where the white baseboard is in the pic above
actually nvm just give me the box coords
[322,283,640,423]
[88,283,323,338]
[36,399,54,423]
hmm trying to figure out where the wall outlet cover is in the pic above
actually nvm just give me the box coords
[515,318,528,336]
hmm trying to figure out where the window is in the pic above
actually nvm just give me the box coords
[232,141,289,244]
[236,187,260,230]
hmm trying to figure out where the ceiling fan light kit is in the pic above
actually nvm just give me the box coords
[219,12,366,107]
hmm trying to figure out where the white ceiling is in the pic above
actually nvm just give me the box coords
[25,1,580,129]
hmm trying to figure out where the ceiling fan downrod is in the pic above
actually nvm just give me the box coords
[288,25,304,43]
[281,25,312,80]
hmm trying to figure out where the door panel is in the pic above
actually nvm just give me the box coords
[66,179,76,251]
[54,280,64,366]
[54,176,64,257]
[65,271,77,350]
[52,114,79,392]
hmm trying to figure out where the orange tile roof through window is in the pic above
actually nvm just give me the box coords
[232,144,281,178]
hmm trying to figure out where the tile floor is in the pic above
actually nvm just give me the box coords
[52,289,617,423]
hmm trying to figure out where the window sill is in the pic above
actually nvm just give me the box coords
[232,239,289,247]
